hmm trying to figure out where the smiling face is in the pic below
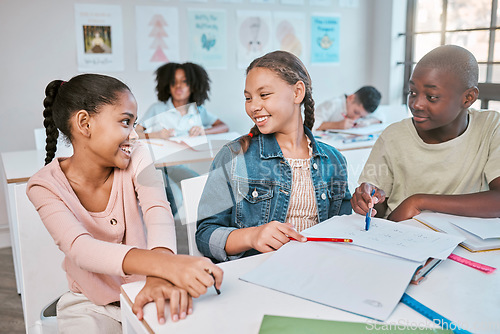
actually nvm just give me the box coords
[244,67,303,135]
[86,90,138,170]
[407,65,472,142]
[170,69,191,106]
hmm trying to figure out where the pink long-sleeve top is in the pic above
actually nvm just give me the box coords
[27,143,176,305]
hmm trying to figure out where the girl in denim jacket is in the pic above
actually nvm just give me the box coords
[196,51,352,262]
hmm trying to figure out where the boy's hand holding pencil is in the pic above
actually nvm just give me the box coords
[351,182,386,217]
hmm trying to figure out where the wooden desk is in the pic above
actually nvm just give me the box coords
[120,243,499,334]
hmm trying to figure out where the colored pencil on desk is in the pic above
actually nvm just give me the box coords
[142,140,164,146]
[289,237,353,243]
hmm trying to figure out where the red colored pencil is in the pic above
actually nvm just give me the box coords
[289,237,353,243]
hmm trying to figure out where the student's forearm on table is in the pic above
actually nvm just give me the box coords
[122,248,176,278]
[205,120,229,134]
[415,190,500,218]
[138,130,167,139]
[316,121,342,131]
[225,228,255,255]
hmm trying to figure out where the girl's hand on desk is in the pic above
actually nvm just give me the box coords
[160,128,176,139]
[133,276,193,324]
[189,125,205,137]
[250,221,306,253]
[161,254,223,298]
[337,117,356,129]
[387,195,423,222]
[351,183,386,216]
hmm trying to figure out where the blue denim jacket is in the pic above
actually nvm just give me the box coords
[196,127,352,262]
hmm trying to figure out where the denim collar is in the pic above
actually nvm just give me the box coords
[258,126,328,159]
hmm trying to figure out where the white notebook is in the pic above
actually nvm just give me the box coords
[240,242,419,321]
[413,212,500,252]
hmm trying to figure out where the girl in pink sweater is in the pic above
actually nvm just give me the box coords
[27,74,222,332]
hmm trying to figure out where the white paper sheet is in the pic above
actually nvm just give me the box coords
[447,216,500,239]
[169,135,208,147]
[240,242,420,321]
[301,214,464,262]
[327,122,388,135]
[168,131,240,150]
[414,212,500,251]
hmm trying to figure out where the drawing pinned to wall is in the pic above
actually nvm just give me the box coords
[237,11,273,69]
[250,0,276,3]
[136,6,180,71]
[188,9,227,69]
[309,0,332,6]
[280,0,305,5]
[310,14,340,64]
[339,0,359,8]
[150,15,169,63]
[83,26,111,54]
[75,4,124,71]
[273,12,307,64]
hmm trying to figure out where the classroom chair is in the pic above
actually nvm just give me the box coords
[14,183,67,334]
[180,174,208,257]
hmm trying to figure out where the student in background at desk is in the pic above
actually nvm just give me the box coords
[351,45,500,222]
[136,62,228,139]
[27,74,222,332]
[314,86,382,130]
[196,51,352,262]
[136,62,229,216]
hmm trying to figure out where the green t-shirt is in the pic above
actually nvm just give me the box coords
[358,108,500,216]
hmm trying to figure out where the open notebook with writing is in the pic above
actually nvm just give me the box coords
[240,214,463,321]
[413,212,500,252]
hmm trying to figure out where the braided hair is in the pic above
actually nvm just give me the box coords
[42,74,131,165]
[239,50,315,152]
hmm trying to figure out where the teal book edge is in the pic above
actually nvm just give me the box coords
[258,315,454,334]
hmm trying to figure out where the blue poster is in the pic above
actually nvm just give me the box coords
[188,9,227,69]
[310,15,340,64]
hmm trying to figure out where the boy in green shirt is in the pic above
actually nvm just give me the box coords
[352,45,500,221]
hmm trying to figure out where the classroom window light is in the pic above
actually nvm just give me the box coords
[402,0,500,108]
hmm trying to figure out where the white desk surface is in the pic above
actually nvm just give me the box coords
[121,240,500,334]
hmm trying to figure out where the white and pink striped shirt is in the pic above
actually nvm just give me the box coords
[285,140,318,232]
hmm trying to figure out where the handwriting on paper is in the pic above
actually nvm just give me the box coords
[302,214,464,262]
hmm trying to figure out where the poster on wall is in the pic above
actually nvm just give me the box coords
[188,9,227,69]
[273,12,308,64]
[310,14,340,64]
[135,6,180,71]
[280,0,305,5]
[250,0,276,3]
[309,0,332,6]
[74,4,124,72]
[236,11,273,69]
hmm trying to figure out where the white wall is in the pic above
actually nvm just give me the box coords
[370,0,408,105]
[0,0,406,234]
